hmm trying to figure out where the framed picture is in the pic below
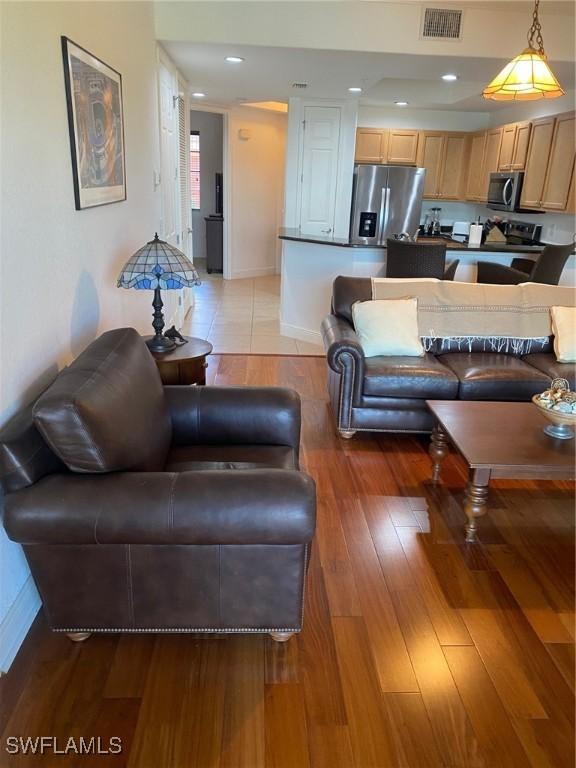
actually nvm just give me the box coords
[61,37,126,210]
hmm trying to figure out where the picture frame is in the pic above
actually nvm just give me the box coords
[61,37,126,210]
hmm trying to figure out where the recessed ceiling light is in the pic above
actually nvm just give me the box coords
[395,101,409,106]
[192,92,206,98]
[225,56,244,63]
[348,87,363,93]
[442,73,458,81]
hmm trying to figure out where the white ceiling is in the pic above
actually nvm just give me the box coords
[162,41,576,112]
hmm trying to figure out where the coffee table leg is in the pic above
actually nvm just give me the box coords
[463,468,491,543]
[429,424,449,484]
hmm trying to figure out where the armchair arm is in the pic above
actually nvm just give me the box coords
[321,315,365,404]
[476,261,529,285]
[164,386,301,454]
[4,469,316,546]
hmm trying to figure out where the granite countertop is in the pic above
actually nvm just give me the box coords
[278,228,544,253]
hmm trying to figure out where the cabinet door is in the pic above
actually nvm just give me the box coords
[511,121,531,170]
[482,128,502,198]
[355,129,386,163]
[439,135,469,200]
[520,116,555,209]
[541,113,576,211]
[387,129,419,164]
[466,132,487,201]
[498,124,516,170]
[418,133,444,197]
[299,106,341,236]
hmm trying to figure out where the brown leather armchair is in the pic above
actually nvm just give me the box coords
[477,242,575,285]
[0,328,316,643]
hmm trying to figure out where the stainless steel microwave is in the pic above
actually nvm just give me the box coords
[487,171,524,212]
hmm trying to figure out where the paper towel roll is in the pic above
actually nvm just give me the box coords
[468,223,483,247]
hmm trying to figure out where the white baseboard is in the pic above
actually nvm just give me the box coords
[0,576,41,673]
[230,265,277,279]
[280,322,322,345]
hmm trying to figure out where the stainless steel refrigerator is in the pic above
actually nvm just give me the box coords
[349,164,426,245]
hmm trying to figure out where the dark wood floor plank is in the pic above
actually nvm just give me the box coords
[264,684,310,768]
[546,643,575,694]
[391,588,488,768]
[339,497,419,693]
[332,617,397,768]
[103,634,156,699]
[381,692,447,768]
[264,634,300,684]
[443,645,531,768]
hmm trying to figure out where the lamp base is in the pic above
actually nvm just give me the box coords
[146,335,176,353]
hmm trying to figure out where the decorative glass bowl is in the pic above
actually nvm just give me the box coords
[532,378,576,440]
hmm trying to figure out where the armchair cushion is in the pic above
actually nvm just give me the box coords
[33,328,171,473]
[164,386,301,460]
[165,444,297,472]
[440,352,550,400]
[4,470,316,546]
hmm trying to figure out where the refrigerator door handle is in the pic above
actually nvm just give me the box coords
[379,187,389,243]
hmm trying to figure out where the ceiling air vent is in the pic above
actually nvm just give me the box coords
[422,7,463,40]
[291,82,308,89]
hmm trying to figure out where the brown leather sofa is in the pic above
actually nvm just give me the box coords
[0,328,316,643]
[321,276,576,437]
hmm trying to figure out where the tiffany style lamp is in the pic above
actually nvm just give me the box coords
[117,233,200,352]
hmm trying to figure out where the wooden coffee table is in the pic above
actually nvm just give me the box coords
[426,400,575,542]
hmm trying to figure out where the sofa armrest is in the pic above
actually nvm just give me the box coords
[164,386,301,454]
[321,315,365,374]
[476,261,528,285]
[4,469,316,546]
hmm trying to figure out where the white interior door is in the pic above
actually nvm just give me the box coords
[299,106,341,236]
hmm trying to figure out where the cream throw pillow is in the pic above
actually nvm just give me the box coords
[551,306,576,363]
[352,298,424,357]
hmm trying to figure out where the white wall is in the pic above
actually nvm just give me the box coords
[0,0,161,671]
[488,91,576,128]
[228,106,286,278]
[358,107,490,132]
[190,110,223,261]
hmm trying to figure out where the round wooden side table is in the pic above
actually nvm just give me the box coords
[145,336,213,385]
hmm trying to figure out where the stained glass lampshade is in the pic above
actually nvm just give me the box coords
[117,233,200,352]
[482,48,565,101]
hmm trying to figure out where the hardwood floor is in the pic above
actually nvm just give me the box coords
[2,354,574,767]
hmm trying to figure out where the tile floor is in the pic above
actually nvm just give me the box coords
[180,267,324,356]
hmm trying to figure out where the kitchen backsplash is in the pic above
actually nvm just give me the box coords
[420,201,575,244]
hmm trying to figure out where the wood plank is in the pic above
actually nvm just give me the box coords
[74,698,141,768]
[264,634,300,684]
[332,617,396,768]
[546,643,575,693]
[315,496,362,616]
[391,588,488,768]
[381,693,446,768]
[339,497,419,692]
[443,645,531,768]
[103,635,156,699]
[307,725,355,768]
[220,636,265,768]
[264,684,310,768]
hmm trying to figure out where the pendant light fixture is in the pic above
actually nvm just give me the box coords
[482,0,565,101]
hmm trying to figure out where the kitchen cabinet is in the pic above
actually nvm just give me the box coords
[541,112,576,211]
[465,132,487,201]
[387,129,419,164]
[418,131,468,200]
[498,121,531,170]
[520,116,556,209]
[355,128,387,163]
[481,128,502,195]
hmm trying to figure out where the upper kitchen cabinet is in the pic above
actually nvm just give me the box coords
[386,129,419,164]
[498,122,531,171]
[355,128,388,163]
[465,132,487,201]
[520,116,556,210]
[418,132,469,200]
[481,128,503,195]
[541,112,576,211]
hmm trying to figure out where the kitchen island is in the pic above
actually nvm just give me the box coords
[279,228,574,345]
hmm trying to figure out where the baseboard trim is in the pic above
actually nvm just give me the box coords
[230,266,277,279]
[0,576,41,673]
[280,322,322,345]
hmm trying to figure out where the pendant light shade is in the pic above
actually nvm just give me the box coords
[482,0,565,101]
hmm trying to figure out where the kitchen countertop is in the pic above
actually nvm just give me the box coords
[278,228,544,253]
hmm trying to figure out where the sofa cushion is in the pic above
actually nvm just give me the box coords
[440,353,551,401]
[363,353,459,399]
[33,328,172,473]
[165,445,298,472]
[521,353,576,389]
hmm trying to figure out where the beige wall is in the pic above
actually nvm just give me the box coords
[0,0,160,669]
[228,106,286,277]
